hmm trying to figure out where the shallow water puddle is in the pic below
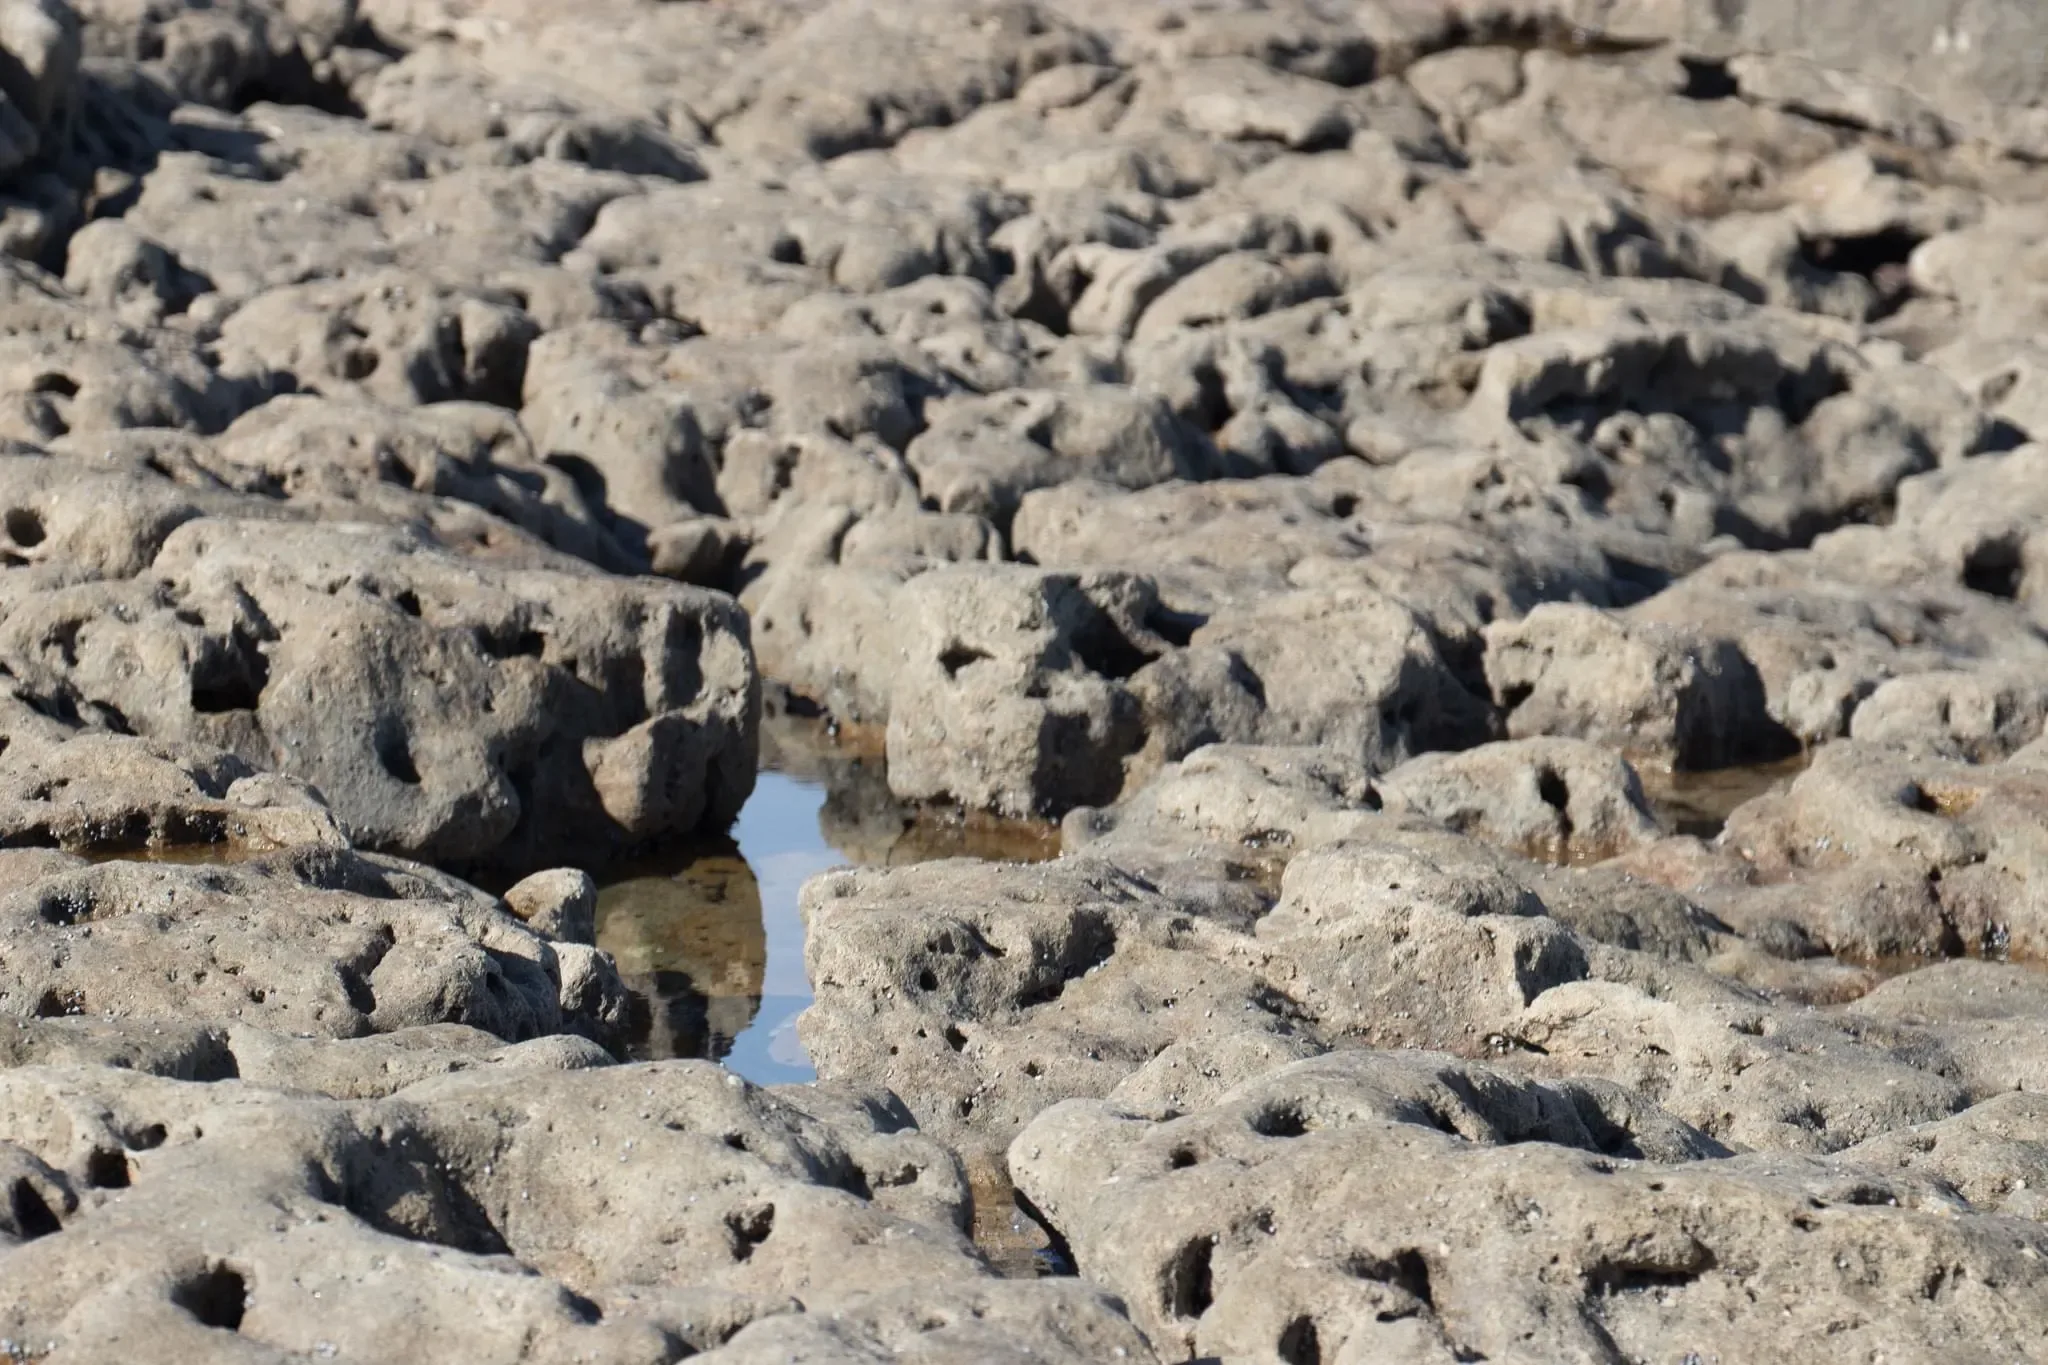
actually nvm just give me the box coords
[595,771,834,1085]
[1637,753,1812,840]
[594,764,1061,1087]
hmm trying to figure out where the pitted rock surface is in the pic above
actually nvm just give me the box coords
[1,0,2048,1360]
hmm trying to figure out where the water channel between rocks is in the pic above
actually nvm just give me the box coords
[594,729,1062,1088]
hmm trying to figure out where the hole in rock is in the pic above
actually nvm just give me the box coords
[1799,228,1924,318]
[1168,1147,1198,1169]
[128,1123,168,1151]
[1278,1315,1323,1365]
[341,348,380,381]
[33,988,84,1018]
[1167,1235,1217,1319]
[1329,493,1360,519]
[30,373,78,398]
[84,1148,131,1189]
[1678,56,1738,99]
[4,508,44,547]
[1347,1248,1435,1308]
[190,638,270,715]
[9,1179,59,1238]
[1963,537,2024,599]
[172,1263,248,1330]
[1798,228,1923,283]
[1536,767,1575,843]
[938,643,992,678]
[1144,605,1204,650]
[475,624,546,659]
[917,968,939,992]
[1250,1103,1311,1138]
[726,1203,776,1262]
[1589,1254,1713,1296]
[375,725,421,785]
[943,1024,968,1052]
[35,887,94,926]
[1070,611,1159,681]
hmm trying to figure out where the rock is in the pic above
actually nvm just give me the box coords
[703,0,1102,163]
[0,1060,1101,1361]
[1850,668,2048,762]
[0,513,759,870]
[503,866,597,945]
[0,845,629,1045]
[1508,978,1971,1153]
[1484,601,1791,768]
[224,1022,617,1098]
[0,0,78,181]
[1128,583,1494,780]
[904,385,1220,528]
[212,271,542,411]
[1848,961,2048,1101]
[0,718,348,854]
[648,514,749,589]
[882,565,1161,816]
[1628,547,2048,746]
[61,217,209,326]
[1011,1046,2048,1363]
[1843,1092,2048,1221]
[204,393,633,570]
[73,0,355,108]
[798,835,1590,1156]
[1063,741,1386,873]
[697,1282,1159,1363]
[1375,736,1665,864]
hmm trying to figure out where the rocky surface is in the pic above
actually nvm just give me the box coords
[4,0,2048,1360]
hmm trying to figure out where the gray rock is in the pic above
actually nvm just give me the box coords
[1376,736,1665,864]
[0,845,629,1045]
[1484,601,1788,768]
[883,565,1160,816]
[503,867,598,945]
[0,1059,1107,1362]
[0,512,758,870]
[1011,1045,2048,1363]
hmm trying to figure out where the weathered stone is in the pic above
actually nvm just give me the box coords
[1484,601,1789,768]
[1375,736,1664,864]
[0,1060,1110,1362]
[0,512,758,870]
[1012,1046,2048,1363]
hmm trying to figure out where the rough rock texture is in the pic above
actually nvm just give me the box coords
[11,0,2048,1358]
[0,845,633,1048]
[1012,1046,2048,1363]
[0,1059,1154,1362]
[0,505,759,871]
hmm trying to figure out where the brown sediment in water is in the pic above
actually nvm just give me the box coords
[1636,752,1814,841]
[596,840,769,1063]
[965,1149,1064,1279]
